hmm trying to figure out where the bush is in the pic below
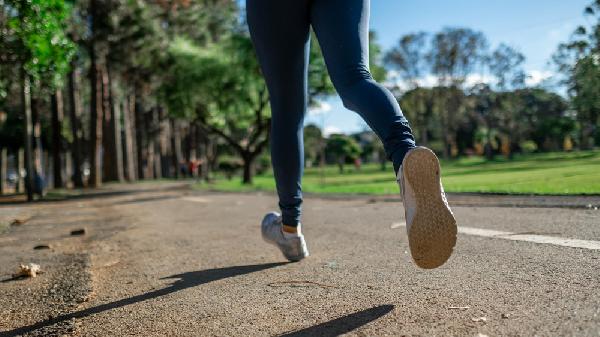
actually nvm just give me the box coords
[256,154,271,175]
[520,141,538,153]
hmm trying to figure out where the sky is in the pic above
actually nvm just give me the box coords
[301,0,592,135]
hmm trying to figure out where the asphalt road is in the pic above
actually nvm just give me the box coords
[1,183,599,336]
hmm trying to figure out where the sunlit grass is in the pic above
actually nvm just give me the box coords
[196,150,600,195]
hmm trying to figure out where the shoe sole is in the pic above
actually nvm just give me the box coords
[403,147,457,269]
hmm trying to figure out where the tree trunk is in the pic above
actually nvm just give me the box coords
[154,108,163,179]
[188,122,197,166]
[88,0,103,187]
[161,109,172,178]
[89,53,103,187]
[421,125,429,147]
[122,92,137,181]
[51,89,64,188]
[442,115,450,159]
[21,71,34,201]
[485,126,494,160]
[170,118,182,179]
[68,66,84,187]
[145,107,156,179]
[31,97,44,196]
[64,150,72,188]
[102,66,119,182]
[134,87,147,179]
[201,136,213,182]
[241,153,255,185]
[0,148,6,194]
[17,148,24,193]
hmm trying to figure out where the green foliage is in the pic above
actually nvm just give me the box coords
[303,123,323,165]
[325,134,361,172]
[552,0,600,147]
[368,31,387,82]
[164,34,267,130]
[488,43,526,90]
[308,30,385,102]
[515,88,573,151]
[385,31,428,87]
[308,32,335,103]
[571,55,600,145]
[428,27,488,86]
[5,0,75,88]
[162,37,226,120]
[399,87,439,143]
[520,140,538,153]
[217,155,242,179]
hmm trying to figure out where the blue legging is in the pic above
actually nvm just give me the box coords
[247,0,416,226]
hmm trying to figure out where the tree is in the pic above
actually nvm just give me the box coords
[571,55,600,148]
[428,27,488,158]
[469,84,499,159]
[399,87,438,146]
[303,124,323,168]
[162,35,268,184]
[385,32,428,89]
[87,0,110,187]
[325,134,361,173]
[4,0,74,199]
[488,43,526,91]
[553,0,600,148]
[517,88,573,152]
[164,26,335,184]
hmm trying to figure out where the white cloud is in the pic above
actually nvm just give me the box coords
[308,102,332,116]
[465,73,495,87]
[386,73,493,91]
[525,70,554,86]
[323,126,342,137]
[386,70,555,91]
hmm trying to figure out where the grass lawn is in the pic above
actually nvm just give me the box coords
[196,150,600,195]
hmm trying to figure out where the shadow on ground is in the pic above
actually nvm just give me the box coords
[0,184,190,205]
[279,305,395,337]
[0,262,286,337]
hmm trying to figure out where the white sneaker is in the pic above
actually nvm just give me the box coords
[261,212,309,262]
[397,147,457,269]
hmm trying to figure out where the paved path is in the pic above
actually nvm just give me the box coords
[1,184,599,336]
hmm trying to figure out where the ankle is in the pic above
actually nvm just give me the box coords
[282,224,302,239]
[282,224,298,234]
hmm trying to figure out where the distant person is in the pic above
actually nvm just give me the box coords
[248,0,457,269]
[354,157,362,171]
[179,160,189,177]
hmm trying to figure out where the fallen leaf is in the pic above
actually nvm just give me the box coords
[10,218,30,226]
[13,263,42,278]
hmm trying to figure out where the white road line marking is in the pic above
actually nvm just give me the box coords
[391,223,600,250]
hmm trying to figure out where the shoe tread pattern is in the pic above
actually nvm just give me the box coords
[403,147,457,269]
